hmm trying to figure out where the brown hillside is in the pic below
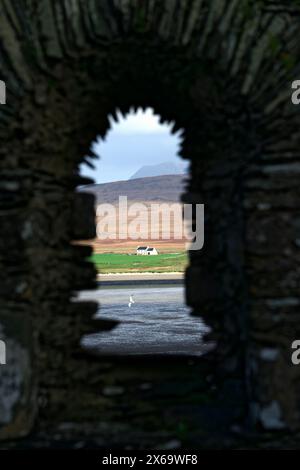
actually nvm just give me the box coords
[79,174,187,204]
[78,175,188,253]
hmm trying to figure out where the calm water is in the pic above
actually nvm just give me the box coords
[79,284,210,356]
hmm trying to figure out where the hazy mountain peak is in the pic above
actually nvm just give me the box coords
[130,161,185,180]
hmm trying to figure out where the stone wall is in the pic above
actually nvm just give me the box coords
[1,0,300,448]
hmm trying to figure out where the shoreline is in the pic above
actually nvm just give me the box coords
[97,272,184,283]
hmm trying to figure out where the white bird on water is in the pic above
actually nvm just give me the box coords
[128,295,135,308]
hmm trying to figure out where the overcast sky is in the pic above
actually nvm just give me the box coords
[80,108,184,184]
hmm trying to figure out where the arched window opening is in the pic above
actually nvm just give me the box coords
[77,107,210,357]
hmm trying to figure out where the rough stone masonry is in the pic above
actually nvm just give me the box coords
[0,0,300,448]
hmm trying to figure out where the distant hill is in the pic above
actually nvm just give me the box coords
[78,174,188,253]
[130,161,186,180]
[80,174,187,204]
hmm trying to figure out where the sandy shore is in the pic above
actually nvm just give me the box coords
[98,272,184,282]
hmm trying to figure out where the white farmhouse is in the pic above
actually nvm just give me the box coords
[136,246,158,255]
[136,246,148,255]
[146,247,158,255]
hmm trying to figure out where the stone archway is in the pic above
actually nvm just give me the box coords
[1,0,300,446]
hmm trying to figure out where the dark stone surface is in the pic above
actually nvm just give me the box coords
[0,313,36,439]
[0,0,300,448]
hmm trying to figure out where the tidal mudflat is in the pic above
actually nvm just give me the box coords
[79,284,210,356]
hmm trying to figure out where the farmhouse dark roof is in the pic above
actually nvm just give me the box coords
[147,248,154,251]
[137,246,148,250]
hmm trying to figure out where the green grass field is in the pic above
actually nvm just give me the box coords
[90,252,187,273]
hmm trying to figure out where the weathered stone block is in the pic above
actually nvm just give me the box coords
[0,313,36,439]
[72,192,96,240]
